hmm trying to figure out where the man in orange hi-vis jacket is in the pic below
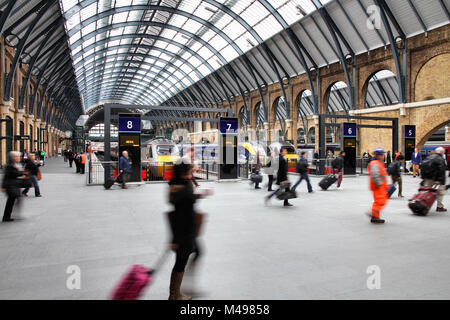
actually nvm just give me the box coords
[368,148,389,224]
[80,152,86,174]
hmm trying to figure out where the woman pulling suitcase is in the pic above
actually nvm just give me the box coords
[167,163,211,300]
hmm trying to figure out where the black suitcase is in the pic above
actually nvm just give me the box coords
[318,174,338,190]
[104,179,115,189]
[250,173,263,183]
[276,190,297,200]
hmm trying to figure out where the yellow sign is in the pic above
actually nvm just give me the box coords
[120,135,139,147]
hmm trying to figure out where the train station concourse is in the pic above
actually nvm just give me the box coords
[0,0,449,307]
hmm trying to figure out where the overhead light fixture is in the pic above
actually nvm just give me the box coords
[246,39,255,47]
[181,34,190,40]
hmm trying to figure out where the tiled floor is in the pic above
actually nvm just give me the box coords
[0,157,449,300]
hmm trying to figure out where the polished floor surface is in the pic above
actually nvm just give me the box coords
[0,157,449,300]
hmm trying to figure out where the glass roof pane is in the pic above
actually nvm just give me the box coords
[58,0,331,109]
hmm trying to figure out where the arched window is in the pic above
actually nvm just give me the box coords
[298,90,314,118]
[239,106,249,128]
[327,82,349,113]
[365,70,399,108]
[308,127,315,144]
[19,121,25,153]
[297,128,306,144]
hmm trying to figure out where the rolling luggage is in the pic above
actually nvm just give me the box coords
[408,186,438,216]
[104,173,122,189]
[110,251,169,300]
[387,184,397,198]
[104,179,115,189]
[318,174,338,190]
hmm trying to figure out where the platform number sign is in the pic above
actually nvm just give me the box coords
[404,125,416,138]
[220,117,238,135]
[343,123,357,137]
[119,117,141,133]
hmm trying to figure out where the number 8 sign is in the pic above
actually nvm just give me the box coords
[119,117,141,132]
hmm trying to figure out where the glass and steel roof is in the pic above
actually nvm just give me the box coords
[58,0,334,109]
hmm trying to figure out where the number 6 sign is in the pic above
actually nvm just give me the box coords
[343,123,357,138]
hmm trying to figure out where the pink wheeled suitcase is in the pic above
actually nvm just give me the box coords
[110,251,168,300]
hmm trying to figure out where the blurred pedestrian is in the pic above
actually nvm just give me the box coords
[368,148,389,224]
[1,152,29,222]
[167,163,210,300]
[292,151,313,193]
[266,147,293,207]
[388,154,404,198]
[22,153,43,197]
[264,150,276,192]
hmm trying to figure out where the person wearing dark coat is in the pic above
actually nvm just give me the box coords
[68,150,74,168]
[332,151,345,188]
[1,152,28,222]
[422,147,447,212]
[167,163,208,300]
[22,153,42,197]
[388,154,404,197]
[265,147,293,206]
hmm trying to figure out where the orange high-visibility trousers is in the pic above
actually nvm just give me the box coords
[371,187,388,218]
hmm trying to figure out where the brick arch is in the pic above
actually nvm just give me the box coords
[416,105,450,150]
[413,53,450,102]
[361,69,397,108]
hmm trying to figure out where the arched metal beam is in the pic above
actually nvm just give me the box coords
[72,34,234,101]
[19,20,61,110]
[4,0,57,102]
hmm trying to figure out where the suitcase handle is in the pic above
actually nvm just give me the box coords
[147,249,170,275]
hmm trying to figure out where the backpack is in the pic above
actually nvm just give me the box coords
[331,157,339,169]
[387,162,396,176]
[296,159,307,173]
[420,157,435,180]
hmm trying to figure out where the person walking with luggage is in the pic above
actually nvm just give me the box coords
[22,153,43,198]
[292,151,313,193]
[421,147,447,212]
[368,148,389,224]
[265,151,276,192]
[1,152,28,222]
[411,148,422,178]
[119,151,131,189]
[388,154,404,198]
[265,147,293,207]
[167,163,210,300]
[332,151,345,189]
